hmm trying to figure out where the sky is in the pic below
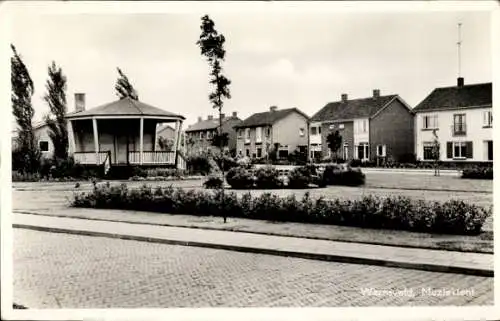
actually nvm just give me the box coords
[7,6,493,129]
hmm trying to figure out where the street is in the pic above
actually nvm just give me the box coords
[14,229,493,308]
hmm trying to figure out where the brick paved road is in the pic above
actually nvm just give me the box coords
[14,229,493,308]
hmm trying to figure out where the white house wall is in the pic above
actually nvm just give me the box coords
[415,107,492,161]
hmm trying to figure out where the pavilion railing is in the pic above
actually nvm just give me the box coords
[128,151,176,165]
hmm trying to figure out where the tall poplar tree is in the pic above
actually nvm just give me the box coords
[196,15,232,223]
[115,67,139,100]
[11,44,40,173]
[44,61,69,160]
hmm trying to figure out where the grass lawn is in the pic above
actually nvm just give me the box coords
[364,172,492,193]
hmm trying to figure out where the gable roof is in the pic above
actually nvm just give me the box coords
[310,95,399,122]
[235,108,309,128]
[185,116,241,132]
[66,97,185,119]
[413,82,492,113]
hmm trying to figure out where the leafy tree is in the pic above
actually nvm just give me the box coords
[115,67,139,100]
[158,136,174,151]
[432,129,440,176]
[196,15,232,223]
[43,61,68,160]
[326,130,343,162]
[11,44,40,173]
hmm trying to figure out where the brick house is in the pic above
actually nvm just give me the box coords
[413,78,492,163]
[234,106,309,159]
[184,112,241,156]
[310,90,415,163]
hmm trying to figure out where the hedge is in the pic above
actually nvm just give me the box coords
[462,167,493,180]
[72,184,490,235]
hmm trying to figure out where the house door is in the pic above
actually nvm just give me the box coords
[487,141,493,161]
[115,134,129,164]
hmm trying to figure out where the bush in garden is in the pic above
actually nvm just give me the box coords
[12,170,41,182]
[287,166,312,189]
[226,166,255,189]
[72,184,490,235]
[462,167,493,180]
[254,165,282,189]
[203,176,223,189]
[214,155,239,171]
[186,155,211,175]
[322,165,365,186]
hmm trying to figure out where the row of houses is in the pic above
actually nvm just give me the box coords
[183,78,493,164]
[14,77,492,170]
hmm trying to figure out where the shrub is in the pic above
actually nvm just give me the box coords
[72,184,491,235]
[462,167,493,180]
[322,165,365,186]
[12,170,41,182]
[214,155,239,171]
[146,168,186,178]
[254,165,282,189]
[226,166,255,189]
[186,155,211,175]
[287,167,311,189]
[203,176,223,189]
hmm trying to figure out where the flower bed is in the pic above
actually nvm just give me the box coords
[72,184,490,235]
[461,167,493,180]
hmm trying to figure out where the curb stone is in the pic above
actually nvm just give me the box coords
[14,223,493,278]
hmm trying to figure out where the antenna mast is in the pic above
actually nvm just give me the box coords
[457,22,462,78]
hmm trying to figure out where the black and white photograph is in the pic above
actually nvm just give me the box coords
[1,1,498,320]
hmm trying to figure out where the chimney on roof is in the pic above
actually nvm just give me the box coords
[373,89,380,99]
[341,94,348,102]
[75,93,85,112]
[208,115,213,120]
[457,77,464,87]
[221,113,225,119]
[232,111,237,117]
[198,116,202,122]
[270,106,278,112]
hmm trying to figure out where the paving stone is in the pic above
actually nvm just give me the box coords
[14,229,493,308]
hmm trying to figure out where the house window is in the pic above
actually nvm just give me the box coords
[329,124,335,130]
[39,141,49,152]
[483,111,493,128]
[206,131,212,139]
[356,143,369,160]
[453,114,466,135]
[343,143,349,160]
[422,114,438,130]
[485,140,493,161]
[246,149,250,157]
[423,142,434,160]
[376,144,386,157]
[362,120,367,133]
[200,132,204,139]
[311,127,317,135]
[265,127,271,138]
[299,128,305,137]
[257,148,262,158]
[453,141,467,158]
[339,124,345,130]
[256,127,262,143]
[278,150,289,159]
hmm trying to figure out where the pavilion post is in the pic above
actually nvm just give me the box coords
[92,117,99,165]
[139,117,144,165]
